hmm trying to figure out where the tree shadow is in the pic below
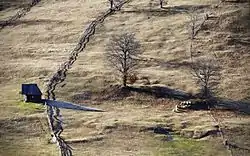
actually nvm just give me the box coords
[121,8,185,17]
[127,85,192,100]
[71,84,250,115]
[76,85,192,102]
[121,4,210,17]
[0,0,31,11]
[227,37,250,47]
[216,98,250,115]
[127,86,250,115]
[224,0,249,3]
[161,4,210,11]
[160,59,191,70]
[0,19,72,27]
[233,9,250,30]
[0,116,43,135]
[139,56,191,70]
[225,4,250,47]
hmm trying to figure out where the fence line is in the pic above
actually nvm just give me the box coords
[187,1,238,154]
[45,1,132,156]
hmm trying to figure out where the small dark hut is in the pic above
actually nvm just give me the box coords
[21,84,42,103]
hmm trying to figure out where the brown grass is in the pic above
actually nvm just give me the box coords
[0,0,249,155]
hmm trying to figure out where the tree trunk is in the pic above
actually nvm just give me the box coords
[123,74,127,87]
[110,0,113,9]
[160,0,163,8]
[203,85,209,99]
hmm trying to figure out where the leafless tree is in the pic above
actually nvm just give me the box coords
[189,12,198,40]
[191,57,220,99]
[188,7,209,40]
[106,33,141,87]
[109,0,114,9]
[160,0,163,8]
[159,0,168,8]
[188,9,199,60]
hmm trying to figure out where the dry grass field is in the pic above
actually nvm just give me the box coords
[0,0,249,155]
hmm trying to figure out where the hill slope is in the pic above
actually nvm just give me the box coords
[0,0,249,155]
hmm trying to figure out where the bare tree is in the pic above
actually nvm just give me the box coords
[159,0,168,8]
[106,33,141,87]
[188,9,209,59]
[160,0,163,8]
[109,0,114,9]
[189,12,198,40]
[188,8,209,40]
[188,9,198,60]
[191,57,220,99]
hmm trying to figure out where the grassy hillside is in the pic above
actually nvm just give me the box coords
[0,0,249,155]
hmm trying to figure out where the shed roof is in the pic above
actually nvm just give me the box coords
[21,84,42,96]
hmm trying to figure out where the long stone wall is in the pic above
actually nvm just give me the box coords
[45,1,132,156]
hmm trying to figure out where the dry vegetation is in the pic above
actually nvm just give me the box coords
[0,0,249,155]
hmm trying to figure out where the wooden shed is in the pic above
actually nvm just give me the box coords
[21,84,42,103]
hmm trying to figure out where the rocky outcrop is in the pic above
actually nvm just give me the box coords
[180,128,220,139]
